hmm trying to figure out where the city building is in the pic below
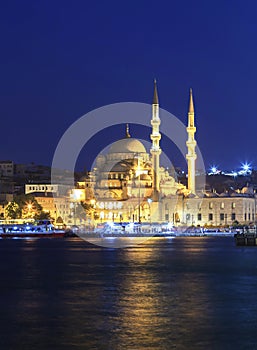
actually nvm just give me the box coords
[32,192,71,224]
[25,183,72,197]
[0,161,14,177]
[24,183,74,224]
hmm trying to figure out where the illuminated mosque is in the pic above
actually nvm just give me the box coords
[78,81,195,223]
[77,82,256,226]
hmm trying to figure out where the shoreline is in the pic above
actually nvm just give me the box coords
[72,230,236,239]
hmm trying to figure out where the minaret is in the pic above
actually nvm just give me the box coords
[150,79,162,200]
[186,88,197,194]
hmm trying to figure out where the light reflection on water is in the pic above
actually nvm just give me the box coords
[0,237,257,349]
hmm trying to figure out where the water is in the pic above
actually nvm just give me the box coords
[0,236,257,350]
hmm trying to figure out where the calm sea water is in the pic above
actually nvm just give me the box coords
[0,236,257,350]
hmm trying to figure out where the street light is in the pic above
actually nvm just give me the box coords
[25,202,34,219]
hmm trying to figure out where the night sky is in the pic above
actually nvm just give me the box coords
[1,1,257,172]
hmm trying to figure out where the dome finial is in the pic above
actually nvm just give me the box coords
[126,123,131,138]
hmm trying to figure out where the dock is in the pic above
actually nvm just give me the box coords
[234,232,257,246]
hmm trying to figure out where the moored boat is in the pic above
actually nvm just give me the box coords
[0,223,65,239]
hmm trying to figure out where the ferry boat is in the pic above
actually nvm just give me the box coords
[0,221,66,239]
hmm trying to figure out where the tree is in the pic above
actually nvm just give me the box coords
[5,202,22,219]
[80,201,95,220]
[56,216,64,224]
[34,211,52,221]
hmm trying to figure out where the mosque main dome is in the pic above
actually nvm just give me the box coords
[109,138,146,154]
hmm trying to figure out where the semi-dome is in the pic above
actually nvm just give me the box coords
[102,160,132,172]
[109,138,146,154]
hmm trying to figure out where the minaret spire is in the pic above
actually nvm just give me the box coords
[150,79,161,201]
[153,79,159,104]
[189,88,194,114]
[188,88,195,127]
[186,88,197,194]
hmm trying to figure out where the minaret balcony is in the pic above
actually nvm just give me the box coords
[150,135,161,141]
[186,140,197,147]
[186,126,196,133]
[186,154,197,160]
[151,120,160,126]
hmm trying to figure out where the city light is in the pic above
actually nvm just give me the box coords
[242,162,251,172]
[71,189,85,201]
[209,165,219,175]
[238,162,252,175]
[207,163,254,177]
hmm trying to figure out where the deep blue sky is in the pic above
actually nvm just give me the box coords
[1,0,257,171]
